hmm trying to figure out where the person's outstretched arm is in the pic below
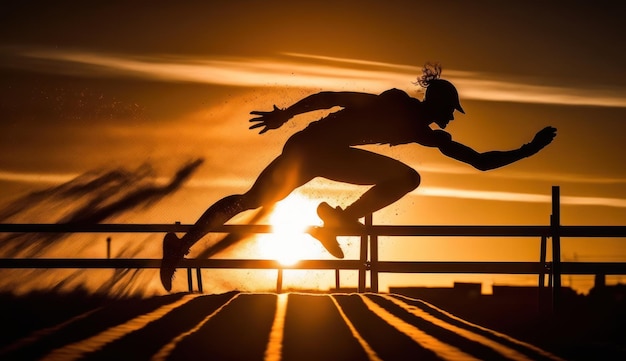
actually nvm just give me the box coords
[420,126,557,171]
[249,91,377,134]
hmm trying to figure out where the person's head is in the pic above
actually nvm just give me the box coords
[417,63,464,129]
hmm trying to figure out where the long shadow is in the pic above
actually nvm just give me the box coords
[82,291,239,361]
[389,294,560,361]
[282,293,368,361]
[366,294,512,361]
[1,293,186,360]
[0,289,107,349]
[333,294,442,361]
[168,293,277,361]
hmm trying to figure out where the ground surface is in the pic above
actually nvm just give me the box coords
[0,291,622,361]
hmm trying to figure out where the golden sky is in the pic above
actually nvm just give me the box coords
[0,1,625,294]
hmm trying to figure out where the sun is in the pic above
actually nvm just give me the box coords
[256,193,324,265]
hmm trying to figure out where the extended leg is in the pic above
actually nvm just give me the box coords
[160,152,311,291]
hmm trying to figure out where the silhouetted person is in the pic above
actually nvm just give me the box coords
[160,63,557,291]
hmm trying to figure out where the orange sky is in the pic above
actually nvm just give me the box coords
[0,1,625,295]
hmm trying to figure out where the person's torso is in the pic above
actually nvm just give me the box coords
[305,88,428,146]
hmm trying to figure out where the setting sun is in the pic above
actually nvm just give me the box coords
[255,193,324,265]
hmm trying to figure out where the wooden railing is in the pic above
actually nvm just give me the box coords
[1,186,625,312]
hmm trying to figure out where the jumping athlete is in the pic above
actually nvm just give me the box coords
[159,63,557,291]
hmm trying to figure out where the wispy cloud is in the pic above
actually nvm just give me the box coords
[4,47,626,108]
[2,169,625,209]
[416,163,626,185]
[419,187,626,209]
[187,175,626,209]
[0,170,79,184]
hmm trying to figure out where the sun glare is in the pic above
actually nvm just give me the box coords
[256,193,324,265]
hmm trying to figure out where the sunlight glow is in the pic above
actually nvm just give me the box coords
[256,194,323,266]
[264,293,288,361]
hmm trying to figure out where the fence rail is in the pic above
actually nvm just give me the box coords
[0,258,362,270]
[2,223,624,237]
[0,186,625,313]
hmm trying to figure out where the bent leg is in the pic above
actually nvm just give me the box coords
[314,147,421,220]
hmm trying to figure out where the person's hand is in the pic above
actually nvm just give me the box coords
[530,126,557,149]
[249,105,290,134]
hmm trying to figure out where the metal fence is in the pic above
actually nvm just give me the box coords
[1,186,625,311]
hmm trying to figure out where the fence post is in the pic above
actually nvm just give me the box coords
[551,186,562,313]
[538,235,548,314]
[106,237,111,259]
[276,268,283,293]
[369,214,379,293]
[358,215,370,293]
[539,236,547,289]
[196,268,203,293]
[187,268,193,292]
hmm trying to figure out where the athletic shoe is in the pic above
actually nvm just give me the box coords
[309,226,345,259]
[160,232,188,292]
[317,202,361,229]
[311,202,362,258]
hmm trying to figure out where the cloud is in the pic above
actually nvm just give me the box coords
[189,176,626,209]
[2,167,626,209]
[0,170,79,184]
[419,187,626,209]
[416,163,626,185]
[4,47,626,108]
